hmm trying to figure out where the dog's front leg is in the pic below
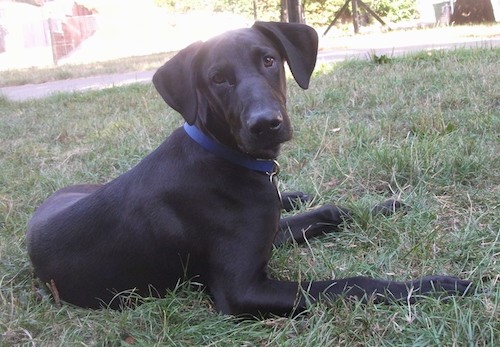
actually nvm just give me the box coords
[215,275,472,317]
[302,275,472,306]
[212,276,364,317]
[274,204,351,246]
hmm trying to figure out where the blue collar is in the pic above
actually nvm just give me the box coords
[183,123,277,173]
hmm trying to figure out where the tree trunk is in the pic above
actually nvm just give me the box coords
[451,0,495,24]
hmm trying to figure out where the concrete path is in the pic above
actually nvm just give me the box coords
[1,36,499,102]
[316,38,500,63]
[1,70,155,101]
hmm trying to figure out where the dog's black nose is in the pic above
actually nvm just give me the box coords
[248,112,283,135]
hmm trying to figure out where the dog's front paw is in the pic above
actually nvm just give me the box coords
[281,191,310,211]
[371,199,406,216]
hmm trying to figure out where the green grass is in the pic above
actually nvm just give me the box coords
[1,48,499,346]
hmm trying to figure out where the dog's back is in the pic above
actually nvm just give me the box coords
[27,130,195,307]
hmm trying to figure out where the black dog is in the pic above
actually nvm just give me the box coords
[27,22,471,316]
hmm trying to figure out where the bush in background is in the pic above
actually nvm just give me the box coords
[154,0,418,26]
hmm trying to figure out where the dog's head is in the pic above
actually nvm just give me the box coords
[153,21,318,159]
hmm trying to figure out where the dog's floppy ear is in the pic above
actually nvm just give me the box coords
[253,21,318,89]
[153,41,206,125]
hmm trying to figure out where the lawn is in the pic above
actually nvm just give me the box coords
[0,48,498,346]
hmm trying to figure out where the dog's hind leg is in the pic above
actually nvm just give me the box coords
[280,191,310,211]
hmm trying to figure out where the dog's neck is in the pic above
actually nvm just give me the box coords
[183,123,277,174]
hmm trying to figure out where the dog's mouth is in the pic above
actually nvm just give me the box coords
[238,133,290,159]
[242,144,282,160]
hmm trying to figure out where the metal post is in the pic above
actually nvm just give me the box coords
[358,0,388,28]
[324,0,390,36]
[47,18,58,65]
[323,0,351,36]
[280,0,287,22]
[287,0,301,23]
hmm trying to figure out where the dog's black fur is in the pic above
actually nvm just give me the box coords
[27,22,471,316]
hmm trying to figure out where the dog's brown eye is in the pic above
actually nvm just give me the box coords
[212,73,226,84]
[263,56,275,68]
